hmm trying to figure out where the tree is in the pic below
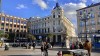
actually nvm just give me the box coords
[0,34,4,38]
[27,34,36,41]
[0,30,4,38]
[47,34,53,42]
[4,33,9,39]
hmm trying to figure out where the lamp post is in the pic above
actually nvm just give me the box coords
[80,11,91,40]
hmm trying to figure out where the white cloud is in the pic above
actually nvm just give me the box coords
[80,0,87,3]
[62,2,86,29]
[33,0,48,9]
[92,0,100,3]
[16,4,27,9]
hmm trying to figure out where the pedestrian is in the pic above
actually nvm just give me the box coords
[41,45,44,56]
[61,42,64,48]
[70,43,75,50]
[79,42,83,49]
[44,42,49,56]
[83,40,92,56]
[51,42,54,48]
[32,42,36,50]
[4,44,9,51]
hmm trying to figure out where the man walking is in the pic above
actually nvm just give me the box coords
[84,40,92,56]
[32,42,36,50]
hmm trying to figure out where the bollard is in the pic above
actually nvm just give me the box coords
[57,51,62,56]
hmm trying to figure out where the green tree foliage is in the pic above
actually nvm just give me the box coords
[27,34,36,40]
[47,34,53,38]
[0,30,4,34]
[0,30,4,38]
[4,33,9,39]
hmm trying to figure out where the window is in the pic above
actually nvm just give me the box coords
[58,15,60,18]
[6,24,9,26]
[80,21,84,27]
[91,13,95,18]
[1,23,4,26]
[10,19,13,22]
[10,24,12,27]
[14,25,16,27]
[1,17,4,21]
[80,11,82,15]
[45,28,46,33]
[6,29,8,32]
[42,29,44,33]
[45,22,46,26]
[14,19,17,23]
[21,21,23,24]
[6,18,9,21]
[24,26,26,28]
[91,19,95,25]
[48,28,50,33]
[53,15,55,18]
[18,20,20,23]
[21,26,23,28]
[48,17,49,19]
[23,21,26,24]
[17,25,19,27]
[53,27,55,32]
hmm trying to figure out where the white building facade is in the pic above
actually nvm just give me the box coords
[28,3,76,43]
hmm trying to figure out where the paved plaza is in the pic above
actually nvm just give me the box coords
[0,46,100,56]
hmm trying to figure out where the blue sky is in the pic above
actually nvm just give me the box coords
[1,0,100,28]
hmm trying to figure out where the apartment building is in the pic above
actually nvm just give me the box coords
[77,3,100,38]
[0,13,27,41]
[28,3,76,43]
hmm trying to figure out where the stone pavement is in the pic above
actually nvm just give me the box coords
[0,46,100,56]
[0,46,58,56]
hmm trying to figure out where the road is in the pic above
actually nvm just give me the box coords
[0,46,100,56]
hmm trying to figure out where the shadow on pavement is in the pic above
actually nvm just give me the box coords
[49,47,68,51]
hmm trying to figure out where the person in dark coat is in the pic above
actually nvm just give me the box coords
[41,44,44,56]
[79,42,83,49]
[44,42,49,56]
[51,42,54,48]
[61,42,64,48]
[32,42,36,50]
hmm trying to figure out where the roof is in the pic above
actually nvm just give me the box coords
[76,2,100,11]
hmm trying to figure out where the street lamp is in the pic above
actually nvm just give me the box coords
[80,11,91,40]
